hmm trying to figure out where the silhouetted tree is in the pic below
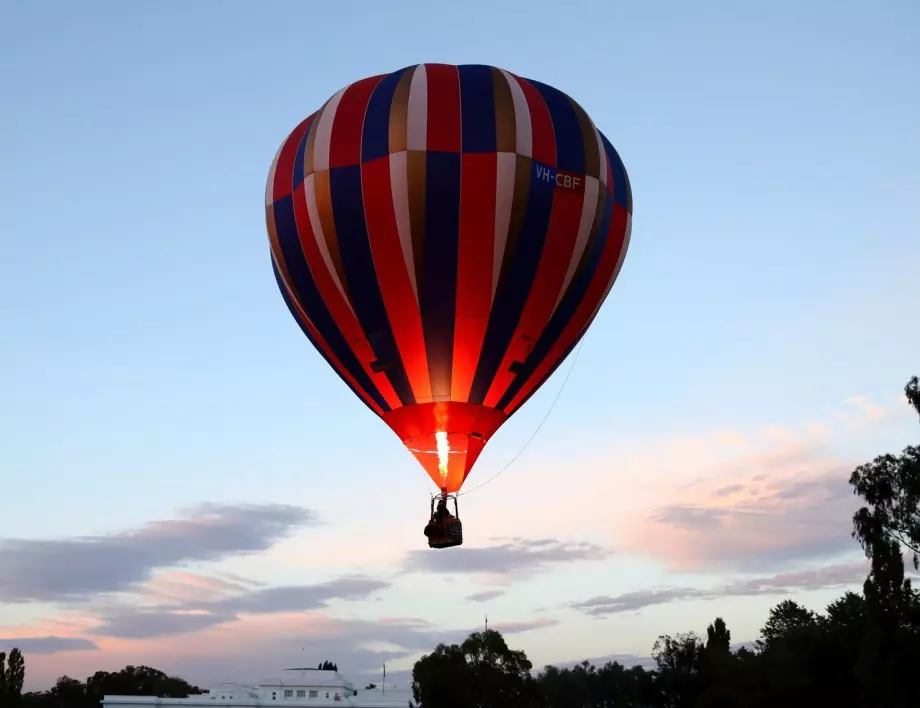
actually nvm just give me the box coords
[906,376,920,419]
[15,663,203,708]
[413,629,537,708]
[5,647,26,704]
[652,631,704,707]
[849,375,920,569]
[0,651,7,697]
[756,599,817,651]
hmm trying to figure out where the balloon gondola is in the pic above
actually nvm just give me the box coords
[424,492,463,549]
[265,63,632,548]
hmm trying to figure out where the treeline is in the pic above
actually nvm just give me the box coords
[409,376,920,708]
[413,583,918,708]
[0,661,344,708]
[3,377,918,708]
[1,665,203,708]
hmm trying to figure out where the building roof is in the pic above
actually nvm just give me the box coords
[256,671,355,690]
[102,672,410,708]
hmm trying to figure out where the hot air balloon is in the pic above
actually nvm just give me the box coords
[265,63,632,549]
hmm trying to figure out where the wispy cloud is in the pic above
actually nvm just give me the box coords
[91,575,391,639]
[572,561,872,616]
[466,590,505,603]
[486,618,558,634]
[0,504,317,603]
[403,538,610,576]
[553,653,656,671]
[839,395,887,423]
[611,427,862,572]
[0,636,100,654]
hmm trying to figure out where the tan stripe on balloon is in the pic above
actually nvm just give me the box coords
[388,150,419,304]
[406,149,427,294]
[494,154,531,297]
[389,66,416,154]
[266,208,298,307]
[303,106,321,177]
[312,86,348,173]
[593,120,608,187]
[499,70,532,158]
[491,68,516,153]
[558,186,607,307]
[406,64,428,151]
[265,138,285,207]
[265,206,279,256]
[570,98,600,180]
[587,212,632,325]
[552,176,601,315]
[305,172,353,311]
[491,151,516,306]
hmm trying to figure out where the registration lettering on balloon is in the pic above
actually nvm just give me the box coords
[534,163,586,193]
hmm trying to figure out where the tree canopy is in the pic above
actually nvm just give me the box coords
[7,665,203,708]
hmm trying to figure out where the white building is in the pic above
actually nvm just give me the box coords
[102,671,413,708]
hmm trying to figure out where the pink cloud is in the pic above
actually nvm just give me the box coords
[140,571,256,605]
[836,394,888,423]
[613,442,859,572]
[521,412,890,573]
[571,560,875,616]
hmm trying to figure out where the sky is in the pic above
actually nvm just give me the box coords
[2,0,919,693]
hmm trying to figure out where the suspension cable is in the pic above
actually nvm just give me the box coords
[457,339,585,497]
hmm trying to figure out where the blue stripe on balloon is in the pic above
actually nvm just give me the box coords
[507,331,581,415]
[496,189,614,411]
[362,68,408,163]
[529,80,585,175]
[468,158,556,404]
[599,131,632,213]
[292,118,313,186]
[271,258,378,414]
[458,64,497,153]
[420,151,461,400]
[328,165,416,406]
[271,195,391,412]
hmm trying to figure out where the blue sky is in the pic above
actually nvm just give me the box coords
[1,0,918,691]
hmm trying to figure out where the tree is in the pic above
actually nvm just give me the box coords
[757,600,817,649]
[696,618,744,707]
[906,376,920,420]
[853,535,920,708]
[412,629,536,708]
[50,675,87,706]
[5,647,26,702]
[652,631,704,708]
[844,374,920,708]
[0,651,7,697]
[317,661,338,671]
[849,375,920,568]
[413,642,473,708]
[82,665,202,700]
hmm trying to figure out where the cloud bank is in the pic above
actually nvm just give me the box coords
[572,561,873,616]
[0,503,317,603]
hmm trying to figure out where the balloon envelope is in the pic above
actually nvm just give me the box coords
[266,63,632,493]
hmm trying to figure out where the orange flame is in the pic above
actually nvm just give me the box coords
[435,431,450,486]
